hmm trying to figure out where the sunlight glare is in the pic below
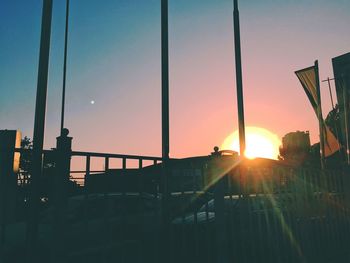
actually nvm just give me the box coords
[221,127,281,160]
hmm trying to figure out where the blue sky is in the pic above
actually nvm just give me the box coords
[1,0,350,158]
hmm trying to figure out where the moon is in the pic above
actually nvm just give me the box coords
[90,100,95,105]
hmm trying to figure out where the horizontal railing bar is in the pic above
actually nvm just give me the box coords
[70,170,112,173]
[70,166,154,173]
[14,148,163,161]
[71,150,162,160]
[14,148,53,154]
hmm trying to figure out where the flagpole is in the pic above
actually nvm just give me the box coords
[341,75,350,164]
[315,60,325,169]
[160,1,171,259]
[27,0,53,260]
[233,0,246,157]
[60,0,70,135]
[161,0,169,161]
[322,77,343,158]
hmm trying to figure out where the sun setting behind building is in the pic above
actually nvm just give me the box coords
[221,126,281,160]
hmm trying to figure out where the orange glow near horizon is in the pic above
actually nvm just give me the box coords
[221,127,281,160]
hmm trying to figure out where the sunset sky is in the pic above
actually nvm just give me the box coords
[1,0,350,159]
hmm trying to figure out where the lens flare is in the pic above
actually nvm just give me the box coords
[221,126,281,160]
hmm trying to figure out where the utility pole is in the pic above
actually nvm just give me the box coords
[315,60,326,169]
[322,77,335,109]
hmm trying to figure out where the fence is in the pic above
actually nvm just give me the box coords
[1,137,350,262]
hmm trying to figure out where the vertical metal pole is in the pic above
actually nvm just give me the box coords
[27,0,53,260]
[161,0,169,211]
[52,131,72,262]
[325,77,342,157]
[233,0,246,157]
[315,60,325,169]
[161,0,170,260]
[212,152,229,263]
[161,0,170,161]
[326,77,335,110]
[60,0,70,134]
[342,75,350,165]
[0,131,19,250]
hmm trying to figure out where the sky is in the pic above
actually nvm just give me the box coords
[1,0,350,159]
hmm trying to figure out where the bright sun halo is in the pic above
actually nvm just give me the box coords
[221,127,281,160]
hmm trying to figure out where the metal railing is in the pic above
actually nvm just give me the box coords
[1,147,350,263]
[70,150,162,187]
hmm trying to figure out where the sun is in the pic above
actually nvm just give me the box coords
[221,127,281,160]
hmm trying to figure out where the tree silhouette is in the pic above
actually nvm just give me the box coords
[19,136,56,180]
[325,104,344,145]
[19,136,80,197]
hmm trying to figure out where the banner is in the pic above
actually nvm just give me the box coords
[295,65,341,157]
[323,125,340,157]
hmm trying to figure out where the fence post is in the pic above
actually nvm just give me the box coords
[52,128,72,262]
[343,167,350,209]
[0,130,21,249]
[211,147,229,263]
[160,159,170,262]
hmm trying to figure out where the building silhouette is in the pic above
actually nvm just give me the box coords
[279,131,311,165]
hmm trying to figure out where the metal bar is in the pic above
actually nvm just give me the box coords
[26,0,53,260]
[315,60,325,169]
[84,155,91,187]
[121,157,126,263]
[325,77,335,109]
[342,76,350,164]
[161,0,170,161]
[122,158,126,170]
[83,155,90,232]
[15,148,163,161]
[105,157,109,171]
[138,159,143,192]
[71,150,162,161]
[322,78,335,82]
[233,0,246,157]
[70,170,108,173]
[161,2,170,260]
[138,159,142,169]
[60,0,70,134]
[137,158,143,262]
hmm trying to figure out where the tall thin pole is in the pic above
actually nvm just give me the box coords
[60,0,70,134]
[341,75,350,164]
[326,77,335,109]
[233,0,246,157]
[160,1,170,256]
[322,77,342,157]
[161,0,169,161]
[315,60,325,169]
[27,0,53,260]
